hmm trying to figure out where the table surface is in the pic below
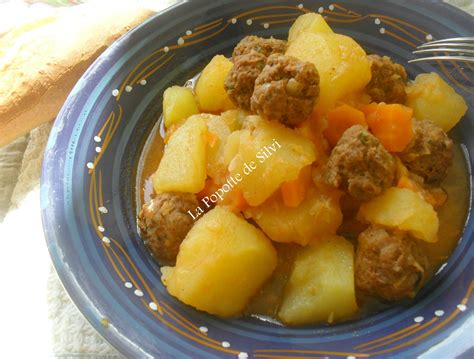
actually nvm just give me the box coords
[0,0,472,358]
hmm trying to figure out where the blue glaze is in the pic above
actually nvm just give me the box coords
[41,1,473,357]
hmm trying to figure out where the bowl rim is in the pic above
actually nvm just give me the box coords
[41,0,474,357]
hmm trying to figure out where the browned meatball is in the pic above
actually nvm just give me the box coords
[232,35,287,58]
[138,192,198,265]
[225,52,267,110]
[366,55,408,104]
[250,54,319,127]
[355,225,429,301]
[399,120,454,183]
[324,125,396,201]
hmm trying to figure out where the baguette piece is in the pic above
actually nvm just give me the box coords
[0,1,154,147]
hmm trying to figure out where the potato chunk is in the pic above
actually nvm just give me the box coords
[244,188,342,245]
[195,55,235,113]
[162,86,199,128]
[406,72,467,132]
[358,187,439,243]
[205,114,231,181]
[278,235,358,325]
[153,115,207,193]
[221,109,248,131]
[288,13,333,42]
[161,206,277,317]
[286,32,371,112]
[224,116,316,206]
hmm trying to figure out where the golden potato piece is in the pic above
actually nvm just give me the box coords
[153,115,207,193]
[406,72,467,132]
[161,206,277,317]
[286,32,371,112]
[162,86,199,128]
[195,55,235,113]
[278,235,358,325]
[244,187,342,245]
[203,114,231,182]
[224,116,316,206]
[288,13,333,43]
[358,187,439,243]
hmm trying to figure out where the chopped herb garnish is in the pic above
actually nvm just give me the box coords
[358,132,369,145]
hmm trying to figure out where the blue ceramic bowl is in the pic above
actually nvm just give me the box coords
[41,1,473,358]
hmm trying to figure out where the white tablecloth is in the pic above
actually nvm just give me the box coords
[0,0,472,357]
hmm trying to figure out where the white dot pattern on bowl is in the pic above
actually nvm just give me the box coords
[79,8,472,358]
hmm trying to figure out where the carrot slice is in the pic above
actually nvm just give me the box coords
[221,188,248,213]
[281,166,313,208]
[323,104,367,147]
[363,103,414,152]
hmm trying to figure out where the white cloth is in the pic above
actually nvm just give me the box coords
[0,0,472,358]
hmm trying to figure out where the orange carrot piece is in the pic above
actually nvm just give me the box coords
[397,175,447,208]
[364,103,414,152]
[281,166,313,208]
[360,103,379,119]
[323,104,367,147]
[221,188,248,213]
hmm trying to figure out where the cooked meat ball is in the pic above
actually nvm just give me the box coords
[250,54,319,127]
[355,225,429,301]
[225,52,267,110]
[138,192,198,265]
[366,54,408,104]
[399,120,454,183]
[324,125,396,201]
[232,35,287,58]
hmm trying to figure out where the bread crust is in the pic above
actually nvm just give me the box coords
[0,3,153,147]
